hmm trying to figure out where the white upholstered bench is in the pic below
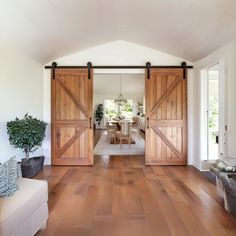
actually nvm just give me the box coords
[0,178,48,236]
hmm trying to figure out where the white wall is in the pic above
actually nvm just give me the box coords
[0,45,44,163]
[44,40,194,166]
[194,41,236,170]
[53,40,189,72]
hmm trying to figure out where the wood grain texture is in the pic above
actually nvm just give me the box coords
[145,68,187,165]
[36,155,236,236]
[51,69,93,165]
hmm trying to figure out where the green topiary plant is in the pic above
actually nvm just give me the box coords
[95,103,104,127]
[7,114,47,161]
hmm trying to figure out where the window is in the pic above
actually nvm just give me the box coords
[104,99,133,118]
[104,100,117,118]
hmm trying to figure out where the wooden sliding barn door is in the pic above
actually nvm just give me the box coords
[145,69,187,165]
[51,69,93,165]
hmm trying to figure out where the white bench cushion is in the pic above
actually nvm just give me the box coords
[0,178,48,236]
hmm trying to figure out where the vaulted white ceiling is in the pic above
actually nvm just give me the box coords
[2,0,236,63]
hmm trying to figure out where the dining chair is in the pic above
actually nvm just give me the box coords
[116,120,132,149]
[131,116,141,140]
[106,122,117,144]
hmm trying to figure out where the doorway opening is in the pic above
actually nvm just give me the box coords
[93,73,145,156]
[200,60,226,167]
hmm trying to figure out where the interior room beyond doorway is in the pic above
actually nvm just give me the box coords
[93,73,145,156]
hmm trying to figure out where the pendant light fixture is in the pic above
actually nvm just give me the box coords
[114,74,127,107]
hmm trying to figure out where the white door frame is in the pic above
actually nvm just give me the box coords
[199,58,227,169]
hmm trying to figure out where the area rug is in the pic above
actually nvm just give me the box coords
[110,137,135,144]
[94,131,145,156]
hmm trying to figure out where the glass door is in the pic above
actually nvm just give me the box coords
[207,63,219,160]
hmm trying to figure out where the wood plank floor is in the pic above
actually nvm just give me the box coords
[35,154,236,236]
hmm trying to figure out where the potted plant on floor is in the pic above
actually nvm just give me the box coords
[95,103,104,129]
[7,113,47,178]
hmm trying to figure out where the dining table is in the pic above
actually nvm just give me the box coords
[109,119,134,130]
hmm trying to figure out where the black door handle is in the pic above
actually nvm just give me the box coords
[90,117,92,129]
